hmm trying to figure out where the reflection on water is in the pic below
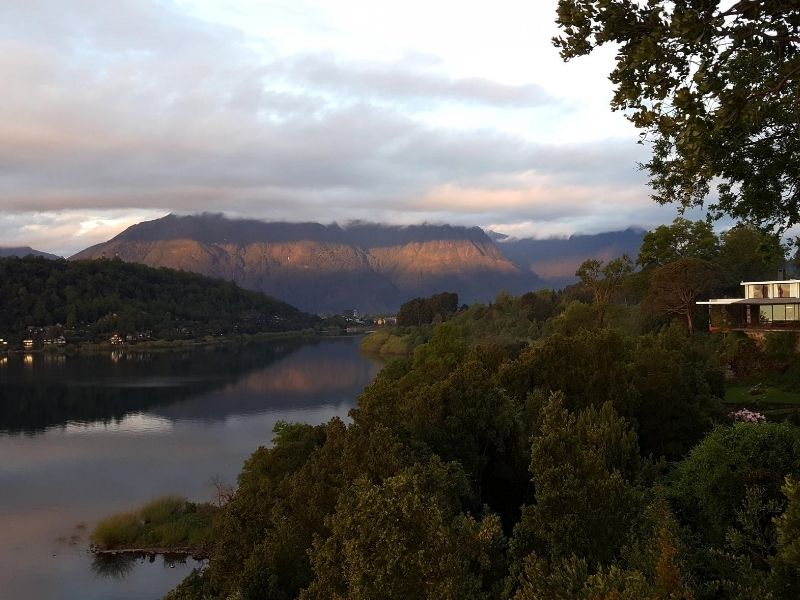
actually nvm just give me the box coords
[91,552,201,580]
[0,338,382,435]
[63,413,175,436]
[0,337,381,600]
[91,553,140,580]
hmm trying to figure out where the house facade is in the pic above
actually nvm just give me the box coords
[698,279,800,332]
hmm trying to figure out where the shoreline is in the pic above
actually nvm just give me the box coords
[91,545,210,560]
[2,328,369,356]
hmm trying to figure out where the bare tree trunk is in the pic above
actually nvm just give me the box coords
[686,308,694,335]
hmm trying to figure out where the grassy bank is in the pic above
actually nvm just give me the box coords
[359,327,432,356]
[91,496,216,556]
[359,329,414,355]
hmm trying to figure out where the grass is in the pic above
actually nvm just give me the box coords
[725,380,800,423]
[725,384,800,407]
[91,495,217,553]
[360,329,414,356]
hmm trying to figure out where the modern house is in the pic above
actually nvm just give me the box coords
[698,278,800,332]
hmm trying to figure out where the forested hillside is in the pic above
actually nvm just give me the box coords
[167,320,800,599]
[154,216,800,599]
[0,257,317,341]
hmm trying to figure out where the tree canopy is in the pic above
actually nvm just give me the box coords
[555,0,800,230]
[0,256,316,340]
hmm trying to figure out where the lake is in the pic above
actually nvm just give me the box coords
[0,337,382,600]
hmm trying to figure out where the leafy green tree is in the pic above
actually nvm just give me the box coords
[300,460,506,600]
[667,423,800,546]
[554,0,800,229]
[575,255,634,325]
[510,394,644,571]
[627,327,724,459]
[771,476,800,596]
[644,258,720,334]
[717,224,787,291]
[396,292,459,327]
[549,301,596,335]
[499,328,635,413]
[638,218,720,269]
[510,495,696,600]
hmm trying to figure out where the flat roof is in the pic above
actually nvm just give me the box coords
[697,299,739,305]
[699,298,800,305]
[735,298,800,305]
[741,280,800,285]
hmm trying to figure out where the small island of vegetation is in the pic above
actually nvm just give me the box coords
[91,496,216,558]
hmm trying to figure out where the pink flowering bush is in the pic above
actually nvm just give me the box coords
[730,408,767,423]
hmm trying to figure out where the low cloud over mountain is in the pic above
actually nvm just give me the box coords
[72,214,642,313]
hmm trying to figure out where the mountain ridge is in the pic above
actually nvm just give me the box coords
[0,247,62,260]
[71,214,643,313]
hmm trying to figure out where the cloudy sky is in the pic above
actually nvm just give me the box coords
[0,0,691,256]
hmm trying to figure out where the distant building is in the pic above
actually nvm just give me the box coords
[699,278,800,333]
[109,334,124,345]
[343,309,358,319]
[0,338,8,350]
[22,339,35,350]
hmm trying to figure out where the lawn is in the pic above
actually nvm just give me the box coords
[725,382,800,422]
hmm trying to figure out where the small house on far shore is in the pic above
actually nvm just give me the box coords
[698,278,800,333]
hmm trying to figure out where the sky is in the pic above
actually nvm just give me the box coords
[0,0,695,256]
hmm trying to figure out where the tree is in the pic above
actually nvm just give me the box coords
[555,1,800,230]
[644,258,720,334]
[637,217,719,269]
[300,461,506,600]
[667,422,800,546]
[575,255,634,324]
[717,223,787,291]
[771,476,800,595]
[510,394,644,571]
[396,292,459,327]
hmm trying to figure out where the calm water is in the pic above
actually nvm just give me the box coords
[0,337,382,600]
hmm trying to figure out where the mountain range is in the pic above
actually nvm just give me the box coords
[0,247,62,260]
[70,214,644,313]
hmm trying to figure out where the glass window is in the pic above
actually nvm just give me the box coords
[774,305,786,321]
[760,305,773,323]
[787,305,796,321]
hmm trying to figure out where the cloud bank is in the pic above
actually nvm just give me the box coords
[0,0,675,255]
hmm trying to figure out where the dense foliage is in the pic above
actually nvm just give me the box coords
[164,280,800,599]
[0,257,317,342]
[554,0,800,229]
[396,292,459,326]
[638,218,786,294]
[92,496,215,553]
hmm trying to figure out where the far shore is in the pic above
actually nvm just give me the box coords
[2,328,373,356]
